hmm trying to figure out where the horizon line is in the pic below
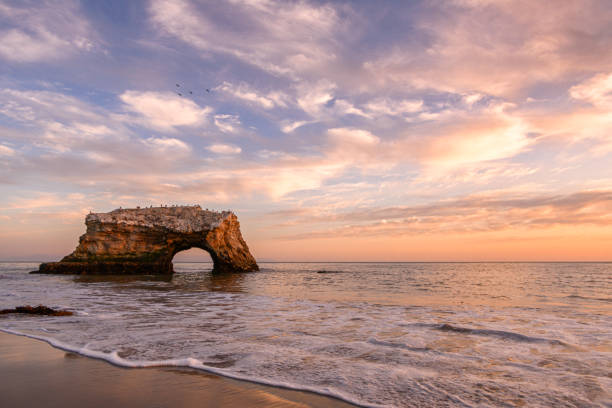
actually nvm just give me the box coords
[3,260,611,264]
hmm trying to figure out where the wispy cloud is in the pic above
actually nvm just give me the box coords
[149,0,341,77]
[279,190,612,239]
[363,0,612,97]
[216,82,288,109]
[0,144,15,156]
[0,0,98,63]
[143,136,191,154]
[207,143,241,155]
[213,114,241,133]
[280,120,312,133]
[570,72,612,108]
[362,98,424,118]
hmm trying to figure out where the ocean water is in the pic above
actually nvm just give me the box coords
[1,262,610,407]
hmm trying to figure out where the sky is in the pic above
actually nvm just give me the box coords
[0,0,611,262]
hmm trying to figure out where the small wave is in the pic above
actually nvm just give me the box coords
[435,324,571,347]
[0,328,383,408]
[368,338,430,352]
[565,295,612,303]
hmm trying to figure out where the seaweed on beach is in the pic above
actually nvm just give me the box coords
[0,305,73,316]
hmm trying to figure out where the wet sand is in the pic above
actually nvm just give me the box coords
[0,332,355,408]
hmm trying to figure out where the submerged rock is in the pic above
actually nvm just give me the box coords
[35,205,258,275]
[0,305,73,316]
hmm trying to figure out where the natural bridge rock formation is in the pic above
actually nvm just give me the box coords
[35,206,258,275]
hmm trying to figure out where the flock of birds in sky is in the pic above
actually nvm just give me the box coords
[175,83,210,97]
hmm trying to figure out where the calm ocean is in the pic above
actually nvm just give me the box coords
[1,262,610,407]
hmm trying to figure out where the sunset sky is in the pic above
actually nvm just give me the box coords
[1,0,611,261]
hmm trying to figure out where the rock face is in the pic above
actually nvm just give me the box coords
[36,206,258,275]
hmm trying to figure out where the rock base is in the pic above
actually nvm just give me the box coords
[34,261,173,275]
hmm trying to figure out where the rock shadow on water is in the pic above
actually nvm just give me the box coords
[72,266,249,294]
[73,274,174,284]
[198,271,247,293]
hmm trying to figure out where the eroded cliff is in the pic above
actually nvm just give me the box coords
[36,206,258,274]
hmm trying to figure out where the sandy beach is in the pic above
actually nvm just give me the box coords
[0,332,354,408]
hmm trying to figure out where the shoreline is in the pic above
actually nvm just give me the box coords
[0,331,356,408]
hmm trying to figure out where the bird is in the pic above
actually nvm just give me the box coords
[177,93,182,96]
[189,91,192,94]
[206,89,210,93]
[176,84,180,87]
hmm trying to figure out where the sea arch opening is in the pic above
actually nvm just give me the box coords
[172,247,214,273]
[171,246,246,292]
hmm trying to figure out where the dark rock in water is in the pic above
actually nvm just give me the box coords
[0,305,73,316]
[34,205,258,275]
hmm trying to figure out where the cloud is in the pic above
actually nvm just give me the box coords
[413,161,538,186]
[72,122,112,136]
[296,80,335,116]
[324,127,387,168]
[0,88,207,193]
[0,144,16,156]
[149,0,340,77]
[412,114,531,167]
[84,151,116,164]
[328,127,379,146]
[279,189,612,239]
[213,114,241,133]
[363,98,424,118]
[1,192,71,211]
[281,120,312,133]
[332,99,369,118]
[0,88,103,124]
[0,87,349,202]
[362,0,612,98]
[0,29,67,62]
[462,93,483,107]
[570,72,612,108]
[207,143,241,154]
[0,88,127,154]
[216,82,288,109]
[525,74,612,154]
[0,0,97,63]
[320,107,531,169]
[170,155,347,200]
[293,82,423,121]
[144,137,190,153]
[120,91,210,131]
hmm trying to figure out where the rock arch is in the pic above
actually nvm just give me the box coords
[36,206,258,274]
